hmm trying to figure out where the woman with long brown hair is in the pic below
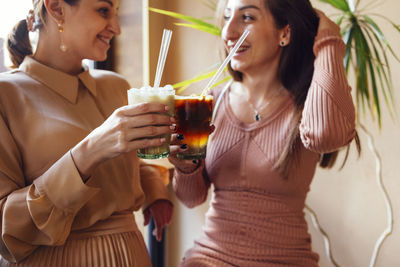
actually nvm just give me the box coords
[168,0,357,266]
[0,0,173,266]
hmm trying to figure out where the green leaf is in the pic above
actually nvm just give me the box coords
[360,21,396,117]
[209,76,232,89]
[151,1,400,128]
[340,20,352,37]
[336,14,346,27]
[318,0,350,12]
[173,69,218,90]
[149,7,221,35]
[366,49,381,126]
[360,20,393,91]
[195,0,217,11]
[342,27,354,74]
[353,20,389,125]
[368,13,400,34]
[174,23,221,36]
[361,22,392,82]
[353,21,371,116]
[173,67,230,94]
[392,23,400,33]
[362,15,400,62]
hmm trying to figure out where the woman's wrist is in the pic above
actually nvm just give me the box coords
[71,138,100,181]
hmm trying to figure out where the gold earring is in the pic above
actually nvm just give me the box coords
[58,20,67,52]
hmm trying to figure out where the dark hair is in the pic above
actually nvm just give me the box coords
[7,0,80,68]
[218,0,360,175]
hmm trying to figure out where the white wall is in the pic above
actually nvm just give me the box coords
[308,1,400,266]
[155,1,400,267]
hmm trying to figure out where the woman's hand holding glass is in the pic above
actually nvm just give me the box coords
[168,133,200,173]
[168,124,215,173]
[71,102,175,179]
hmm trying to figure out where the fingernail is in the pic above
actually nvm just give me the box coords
[160,137,166,143]
[180,144,187,149]
[170,124,176,131]
[177,134,184,140]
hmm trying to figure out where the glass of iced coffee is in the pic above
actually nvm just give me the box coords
[174,95,213,159]
[172,30,249,160]
[127,85,175,159]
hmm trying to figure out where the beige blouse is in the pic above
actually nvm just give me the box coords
[0,57,170,262]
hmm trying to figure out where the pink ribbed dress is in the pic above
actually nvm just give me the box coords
[173,30,356,266]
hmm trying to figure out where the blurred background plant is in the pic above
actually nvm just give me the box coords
[151,0,400,127]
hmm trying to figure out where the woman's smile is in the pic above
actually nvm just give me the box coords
[96,33,112,49]
[233,45,250,58]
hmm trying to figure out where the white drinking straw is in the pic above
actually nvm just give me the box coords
[201,30,249,96]
[154,29,173,89]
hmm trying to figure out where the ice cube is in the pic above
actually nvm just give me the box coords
[164,84,174,91]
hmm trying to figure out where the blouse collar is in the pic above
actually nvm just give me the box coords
[19,56,97,103]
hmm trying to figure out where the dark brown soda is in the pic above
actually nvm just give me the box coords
[174,95,213,159]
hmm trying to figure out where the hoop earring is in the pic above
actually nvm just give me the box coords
[280,41,286,47]
[58,20,67,52]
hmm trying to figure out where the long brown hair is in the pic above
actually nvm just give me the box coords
[217,0,360,176]
[7,0,80,68]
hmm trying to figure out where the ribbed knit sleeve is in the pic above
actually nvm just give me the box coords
[300,29,356,153]
[172,161,210,208]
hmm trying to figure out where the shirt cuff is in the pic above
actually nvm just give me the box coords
[34,151,100,214]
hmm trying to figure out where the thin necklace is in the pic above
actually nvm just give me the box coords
[247,99,270,121]
[245,86,285,122]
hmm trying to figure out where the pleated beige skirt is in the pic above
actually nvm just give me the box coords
[0,212,152,267]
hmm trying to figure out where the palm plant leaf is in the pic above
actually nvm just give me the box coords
[173,67,230,94]
[195,0,217,11]
[149,7,221,36]
[319,0,398,127]
[174,23,221,36]
[362,15,400,62]
[318,0,350,12]
[150,5,226,95]
[351,21,370,112]
[173,69,218,93]
[210,76,232,89]
[342,27,354,74]
[360,20,396,117]
[392,22,400,32]
[151,1,398,127]
[336,14,346,26]
[369,13,400,33]
[363,30,393,116]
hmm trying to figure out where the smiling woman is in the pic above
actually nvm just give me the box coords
[0,0,173,266]
[168,0,357,266]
